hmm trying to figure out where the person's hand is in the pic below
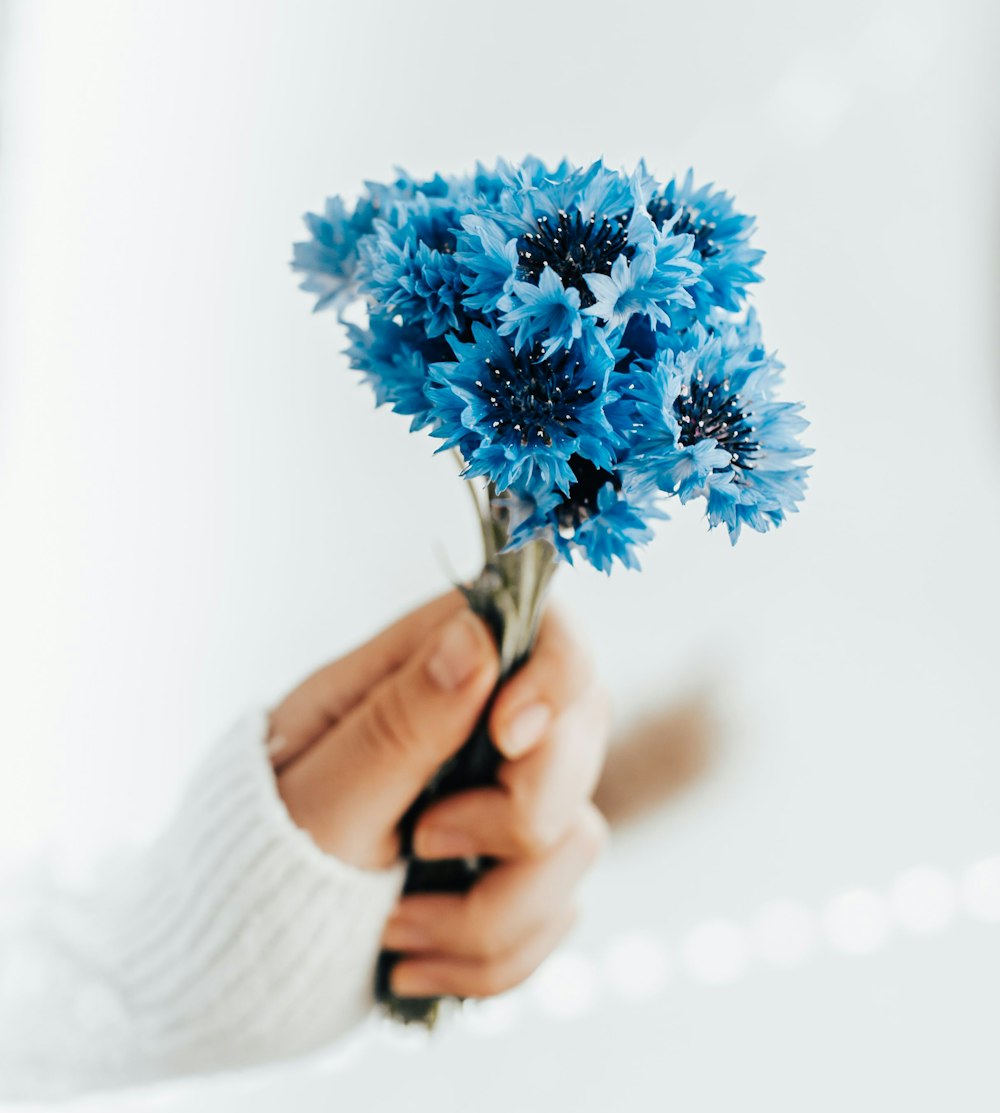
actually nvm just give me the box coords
[268,590,610,1000]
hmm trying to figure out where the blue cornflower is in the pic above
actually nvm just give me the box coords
[344,312,448,430]
[635,316,810,542]
[503,178,635,310]
[647,170,764,315]
[582,218,698,332]
[476,161,700,349]
[293,166,500,314]
[426,321,619,496]
[505,457,665,573]
[292,195,378,312]
[468,161,510,204]
[497,266,583,357]
[510,154,576,191]
[359,197,470,337]
[363,232,465,338]
[455,214,519,315]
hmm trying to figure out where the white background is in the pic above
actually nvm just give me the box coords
[1,1,998,1109]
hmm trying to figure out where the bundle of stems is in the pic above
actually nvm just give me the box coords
[375,479,557,1025]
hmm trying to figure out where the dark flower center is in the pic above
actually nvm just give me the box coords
[674,374,758,470]
[556,456,620,537]
[409,208,460,255]
[620,315,657,362]
[517,210,629,308]
[647,195,720,259]
[480,343,596,447]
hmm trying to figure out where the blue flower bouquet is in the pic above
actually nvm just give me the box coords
[293,157,810,1023]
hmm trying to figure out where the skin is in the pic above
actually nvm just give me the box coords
[268,590,610,1001]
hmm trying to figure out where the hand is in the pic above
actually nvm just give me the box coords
[268,590,610,1000]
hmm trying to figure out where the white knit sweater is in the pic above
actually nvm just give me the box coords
[0,709,407,1101]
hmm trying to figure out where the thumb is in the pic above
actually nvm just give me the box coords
[277,609,499,870]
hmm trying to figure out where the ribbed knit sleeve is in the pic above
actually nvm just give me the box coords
[0,709,407,1101]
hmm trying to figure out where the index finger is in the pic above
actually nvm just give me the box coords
[268,589,465,768]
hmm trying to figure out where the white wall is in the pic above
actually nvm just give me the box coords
[1,1,998,1109]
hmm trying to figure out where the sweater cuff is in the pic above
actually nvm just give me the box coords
[0,709,407,1096]
[220,706,408,910]
[136,707,408,1071]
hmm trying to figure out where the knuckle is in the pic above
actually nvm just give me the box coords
[494,943,546,997]
[508,794,560,857]
[472,960,514,999]
[363,681,419,761]
[461,893,506,960]
[504,771,565,856]
[512,823,548,859]
[474,926,508,962]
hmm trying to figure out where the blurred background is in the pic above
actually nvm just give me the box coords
[1,0,998,1109]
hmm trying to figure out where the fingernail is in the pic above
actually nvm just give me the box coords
[392,963,439,998]
[414,825,478,860]
[382,915,432,951]
[265,733,287,758]
[499,702,551,758]
[426,612,485,691]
